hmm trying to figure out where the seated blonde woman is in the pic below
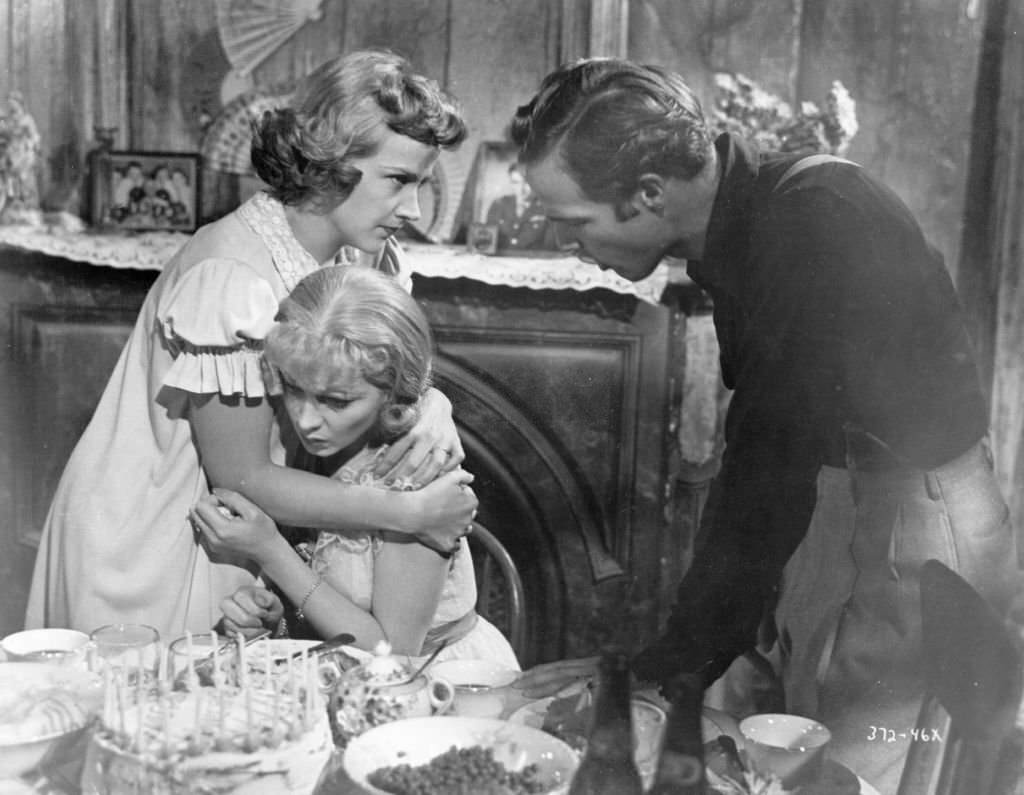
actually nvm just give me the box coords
[191,265,519,669]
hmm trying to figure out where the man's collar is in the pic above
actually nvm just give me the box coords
[686,133,761,296]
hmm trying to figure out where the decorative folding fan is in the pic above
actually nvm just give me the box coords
[215,0,324,77]
[200,88,292,176]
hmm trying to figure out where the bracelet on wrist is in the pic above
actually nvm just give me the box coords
[296,574,324,622]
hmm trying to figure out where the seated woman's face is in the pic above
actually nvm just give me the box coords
[326,128,440,253]
[277,362,387,459]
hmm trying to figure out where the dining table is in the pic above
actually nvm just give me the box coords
[0,644,891,795]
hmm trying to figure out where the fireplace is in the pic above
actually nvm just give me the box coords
[420,274,708,665]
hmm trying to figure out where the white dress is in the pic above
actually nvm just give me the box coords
[304,447,520,671]
[24,192,407,640]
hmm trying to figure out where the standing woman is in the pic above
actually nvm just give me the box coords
[26,50,477,639]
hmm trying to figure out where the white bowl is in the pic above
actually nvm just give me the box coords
[0,628,90,666]
[343,716,579,795]
[739,713,831,788]
[0,662,103,779]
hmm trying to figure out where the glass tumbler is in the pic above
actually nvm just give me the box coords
[89,622,161,686]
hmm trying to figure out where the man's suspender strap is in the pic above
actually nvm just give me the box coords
[774,153,858,192]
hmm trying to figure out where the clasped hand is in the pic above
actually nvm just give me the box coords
[220,585,284,639]
[368,387,478,553]
[191,488,281,564]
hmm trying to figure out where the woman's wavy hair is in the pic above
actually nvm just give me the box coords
[263,266,433,440]
[252,49,467,210]
[509,58,713,205]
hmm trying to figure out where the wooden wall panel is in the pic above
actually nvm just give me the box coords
[971,0,1024,563]
[130,0,216,150]
[116,0,553,222]
[1,0,70,207]
[11,306,138,546]
[0,0,989,266]
[0,251,156,638]
[630,0,980,277]
[446,0,561,181]
[628,1,719,106]
[702,0,803,101]
[248,0,451,87]
[807,0,982,281]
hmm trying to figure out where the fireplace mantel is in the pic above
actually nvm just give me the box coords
[0,226,676,304]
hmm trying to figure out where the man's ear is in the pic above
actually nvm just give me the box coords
[634,174,667,214]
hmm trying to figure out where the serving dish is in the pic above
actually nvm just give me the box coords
[342,715,579,795]
[0,663,102,780]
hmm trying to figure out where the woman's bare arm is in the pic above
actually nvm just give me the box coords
[192,492,389,649]
[188,392,476,549]
[371,534,449,655]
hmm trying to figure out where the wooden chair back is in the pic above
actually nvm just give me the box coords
[896,559,1023,795]
[466,521,527,660]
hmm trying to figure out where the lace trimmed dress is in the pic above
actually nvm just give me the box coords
[299,447,519,670]
[25,192,407,639]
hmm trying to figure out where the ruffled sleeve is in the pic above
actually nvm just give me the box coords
[156,259,280,397]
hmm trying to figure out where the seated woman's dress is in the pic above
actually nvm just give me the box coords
[296,446,520,671]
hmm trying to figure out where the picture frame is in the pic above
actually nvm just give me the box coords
[466,222,499,255]
[454,141,559,254]
[89,150,201,233]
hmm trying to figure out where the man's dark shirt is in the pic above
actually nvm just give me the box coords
[632,133,988,688]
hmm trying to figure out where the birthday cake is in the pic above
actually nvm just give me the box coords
[80,651,332,795]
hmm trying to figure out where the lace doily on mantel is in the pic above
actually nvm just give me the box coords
[0,226,672,305]
[402,243,670,304]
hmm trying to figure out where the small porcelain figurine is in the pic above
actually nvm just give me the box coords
[0,91,44,225]
[326,641,454,747]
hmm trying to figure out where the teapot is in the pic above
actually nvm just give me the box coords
[326,641,454,746]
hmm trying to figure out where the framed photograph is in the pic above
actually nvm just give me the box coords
[89,150,201,233]
[467,222,499,255]
[454,141,559,254]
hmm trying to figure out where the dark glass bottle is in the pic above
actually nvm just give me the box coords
[567,653,644,795]
[649,673,706,794]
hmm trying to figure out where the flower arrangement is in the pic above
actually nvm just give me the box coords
[711,72,858,155]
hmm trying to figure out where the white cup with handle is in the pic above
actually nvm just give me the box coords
[429,658,520,719]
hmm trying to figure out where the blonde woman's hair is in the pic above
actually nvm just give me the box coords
[264,266,433,439]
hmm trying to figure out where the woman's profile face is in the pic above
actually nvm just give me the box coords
[326,128,440,253]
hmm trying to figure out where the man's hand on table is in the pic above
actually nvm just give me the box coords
[513,656,600,699]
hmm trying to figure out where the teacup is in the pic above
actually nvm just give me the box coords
[739,713,831,787]
[430,659,519,719]
[0,628,91,667]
